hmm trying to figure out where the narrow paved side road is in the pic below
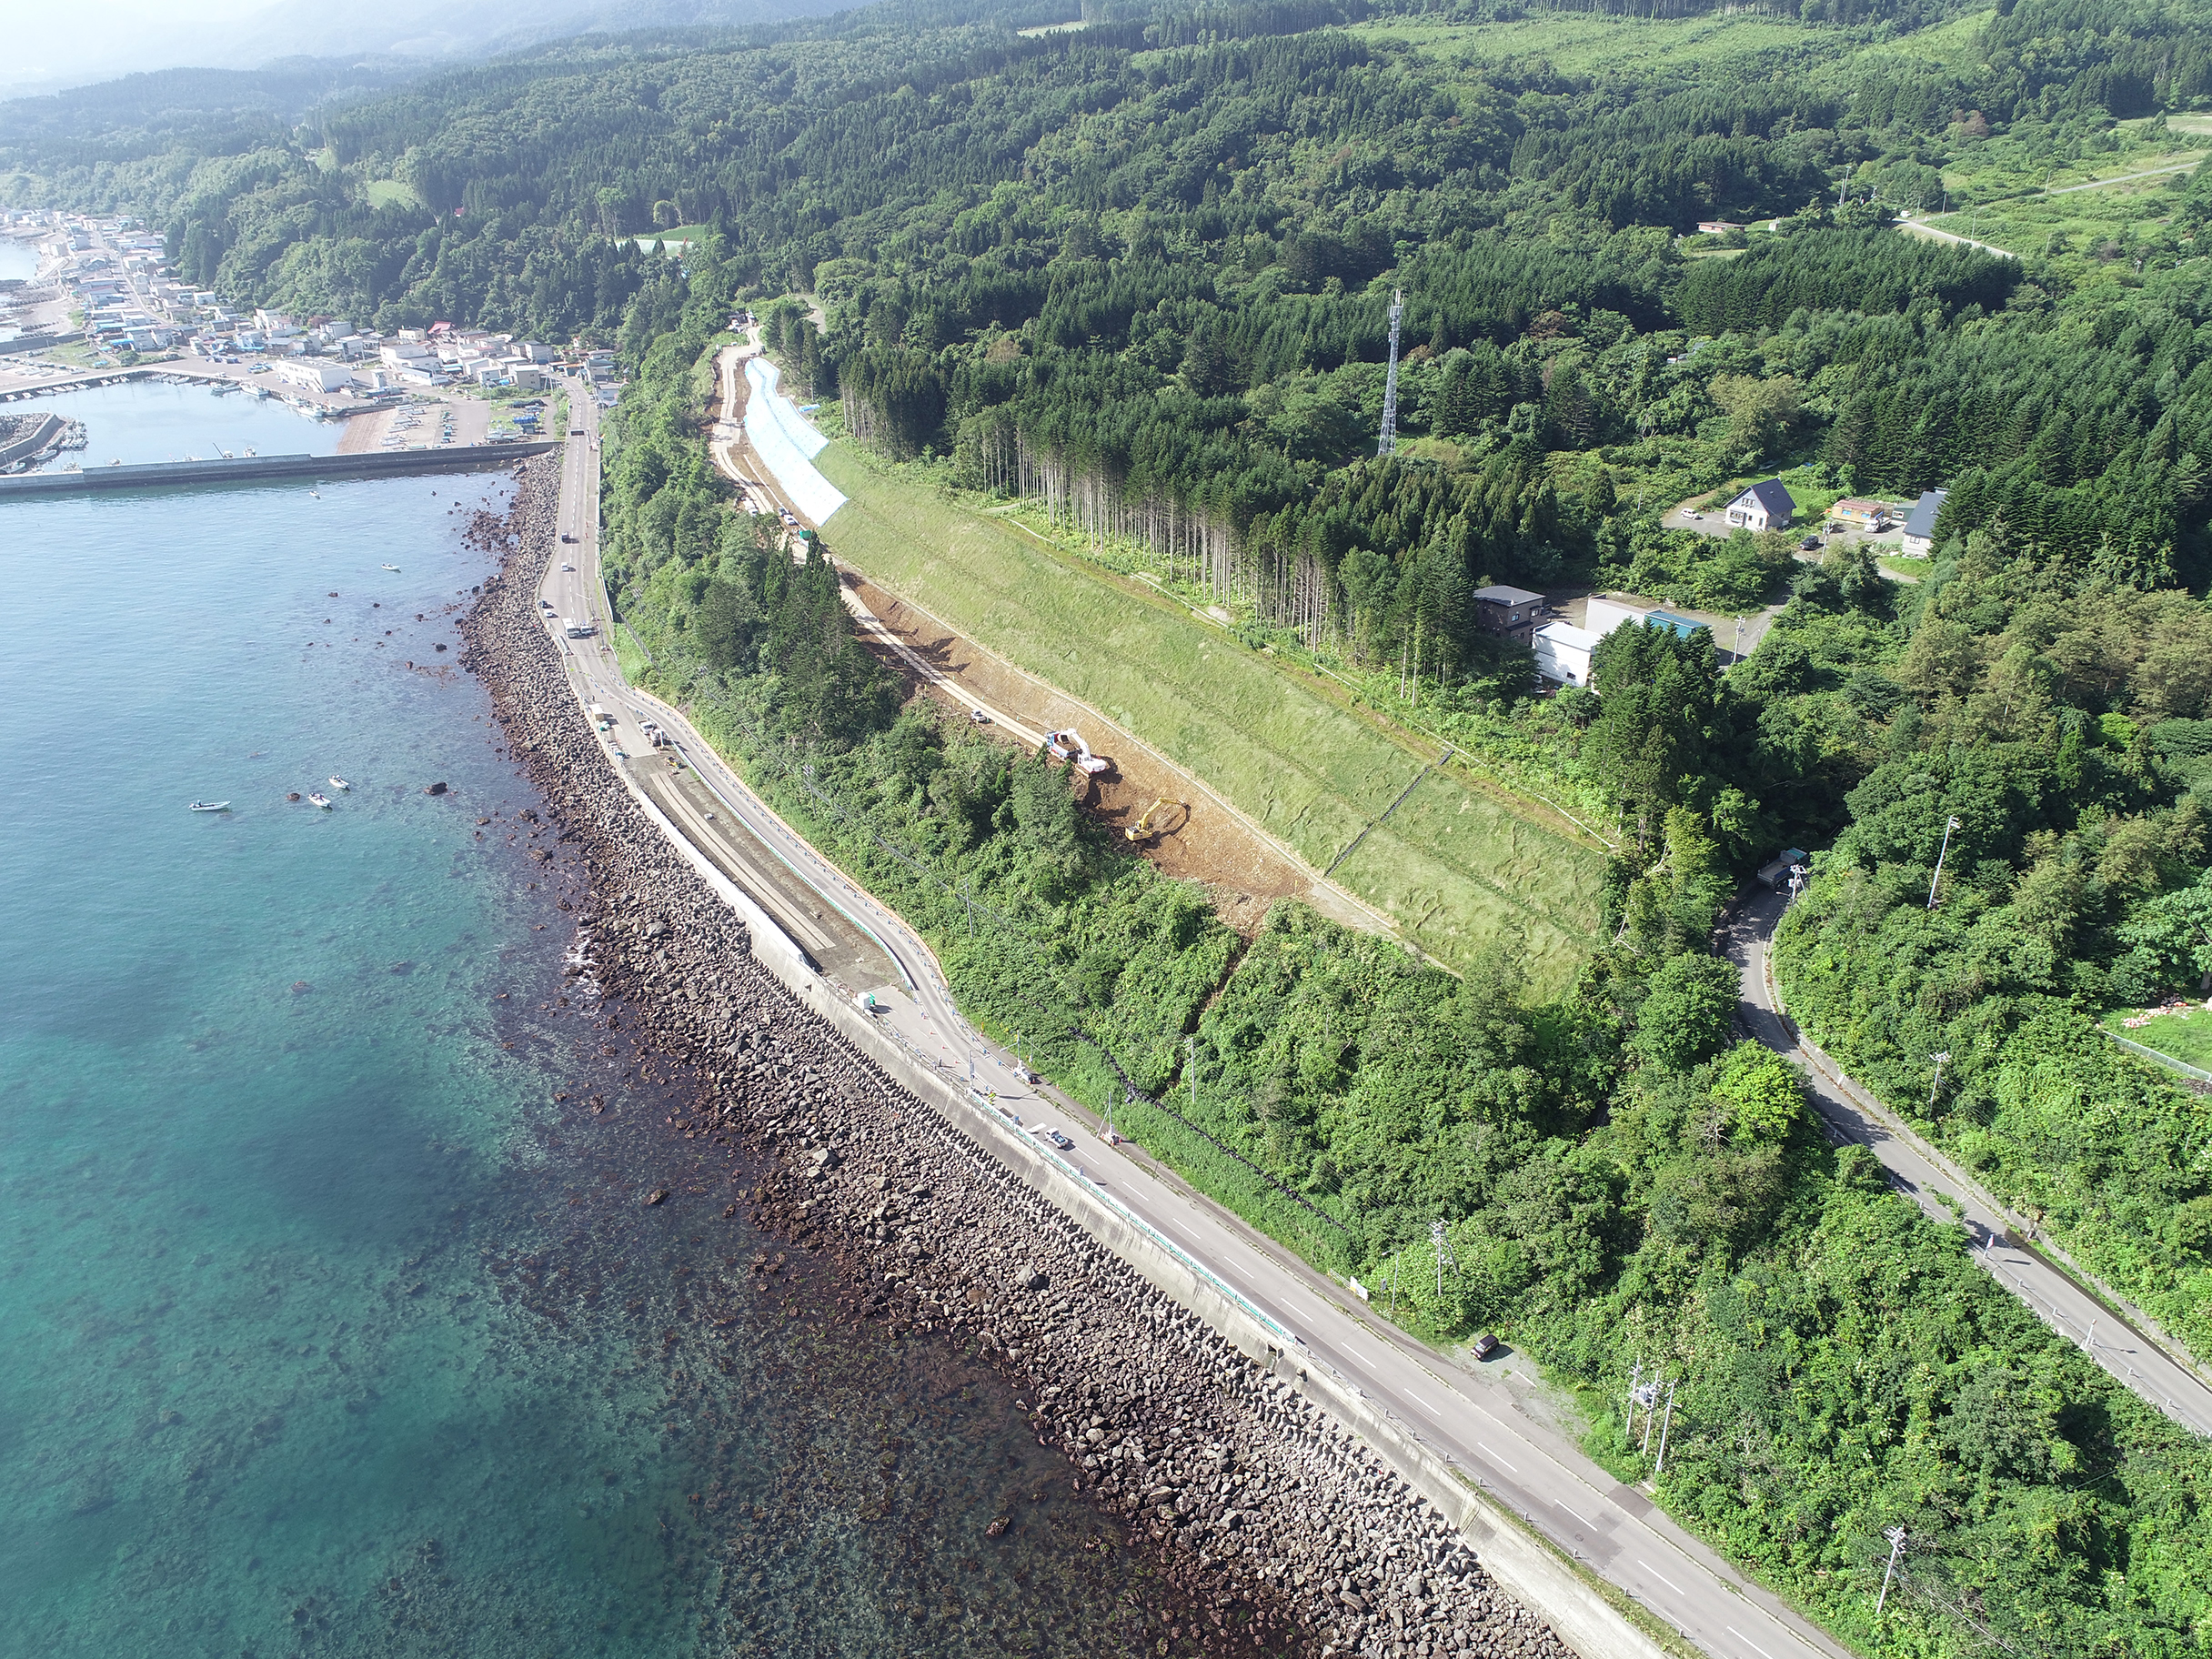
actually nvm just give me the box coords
[1724,888,2212,1437]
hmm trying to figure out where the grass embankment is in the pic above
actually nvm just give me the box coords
[2102,1005,2212,1074]
[812,443,1607,990]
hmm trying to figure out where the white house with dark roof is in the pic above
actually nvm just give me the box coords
[1899,488,1948,557]
[1724,478,1795,531]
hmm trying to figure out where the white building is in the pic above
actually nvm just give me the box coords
[274,360,353,393]
[1723,479,1795,532]
[1583,596,1652,638]
[1534,621,1599,687]
[1899,488,1948,558]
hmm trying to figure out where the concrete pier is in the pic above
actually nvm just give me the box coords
[0,441,559,496]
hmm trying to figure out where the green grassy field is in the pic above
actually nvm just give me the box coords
[814,444,1608,989]
[362,178,422,210]
[2103,1005,2212,1074]
[1352,8,1825,74]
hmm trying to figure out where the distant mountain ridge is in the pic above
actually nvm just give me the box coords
[0,0,857,102]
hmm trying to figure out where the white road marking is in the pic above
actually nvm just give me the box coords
[1478,1443,1519,1473]
[1640,1560,1685,1597]
[1727,1626,1780,1659]
[1341,1346,1372,1368]
[1404,1391,1435,1413]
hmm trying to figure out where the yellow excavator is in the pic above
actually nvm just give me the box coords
[1124,799,1178,843]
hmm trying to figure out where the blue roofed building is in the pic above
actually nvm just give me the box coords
[1643,609,1709,640]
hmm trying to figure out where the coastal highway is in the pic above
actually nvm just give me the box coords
[1728,889,2212,1438]
[538,374,1856,1659]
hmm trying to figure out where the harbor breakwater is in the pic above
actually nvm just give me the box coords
[0,440,558,494]
[459,455,1581,1659]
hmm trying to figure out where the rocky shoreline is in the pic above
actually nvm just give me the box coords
[457,454,1574,1659]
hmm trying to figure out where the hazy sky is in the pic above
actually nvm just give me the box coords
[4,0,269,91]
[0,0,436,95]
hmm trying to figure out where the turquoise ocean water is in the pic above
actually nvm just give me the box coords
[0,385,1189,1658]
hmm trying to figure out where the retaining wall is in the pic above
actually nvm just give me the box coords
[0,413,63,470]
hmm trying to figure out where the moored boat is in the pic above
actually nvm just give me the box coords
[187,799,230,812]
[307,792,332,809]
[328,777,349,790]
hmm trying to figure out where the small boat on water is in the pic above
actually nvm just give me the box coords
[381,563,400,571]
[307,792,333,809]
[328,777,350,790]
[188,800,230,812]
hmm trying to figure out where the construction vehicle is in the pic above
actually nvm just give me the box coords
[1043,729,1110,776]
[1124,798,1175,842]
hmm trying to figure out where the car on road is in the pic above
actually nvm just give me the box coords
[560,532,576,542]
[970,708,990,724]
[1044,1129,1074,1151]
[560,562,575,571]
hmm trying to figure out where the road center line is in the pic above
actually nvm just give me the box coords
[1478,1443,1519,1473]
[1726,1626,1780,1659]
[1639,1560,1685,1597]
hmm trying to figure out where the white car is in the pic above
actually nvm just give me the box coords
[560,563,575,571]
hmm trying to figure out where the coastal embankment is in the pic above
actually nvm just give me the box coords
[0,441,557,496]
[460,455,1583,1659]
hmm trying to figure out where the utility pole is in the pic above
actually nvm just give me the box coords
[1637,1378,1663,1455]
[1624,1361,1643,1446]
[1431,1218,1459,1299]
[1927,1051,1952,1111]
[1377,288,1404,457]
[1188,1034,1198,1117]
[1653,1382,1677,1476]
[1876,1526,1908,1616]
[1927,815,1962,909]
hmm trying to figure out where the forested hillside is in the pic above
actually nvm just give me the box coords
[16,0,2212,1651]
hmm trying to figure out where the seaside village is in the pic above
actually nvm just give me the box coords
[0,209,622,437]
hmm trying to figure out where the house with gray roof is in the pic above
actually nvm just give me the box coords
[1899,488,1948,557]
[1724,478,1795,532]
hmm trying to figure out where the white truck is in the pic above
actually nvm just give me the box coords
[563,618,596,638]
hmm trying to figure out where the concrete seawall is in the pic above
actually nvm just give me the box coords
[0,413,64,471]
[0,441,558,496]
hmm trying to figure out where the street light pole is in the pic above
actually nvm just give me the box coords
[1927,815,1962,909]
[1876,1525,1908,1616]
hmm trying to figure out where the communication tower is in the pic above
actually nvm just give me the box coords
[1377,288,1405,457]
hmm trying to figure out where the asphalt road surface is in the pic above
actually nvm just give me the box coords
[1726,886,2212,1439]
[541,373,1865,1659]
